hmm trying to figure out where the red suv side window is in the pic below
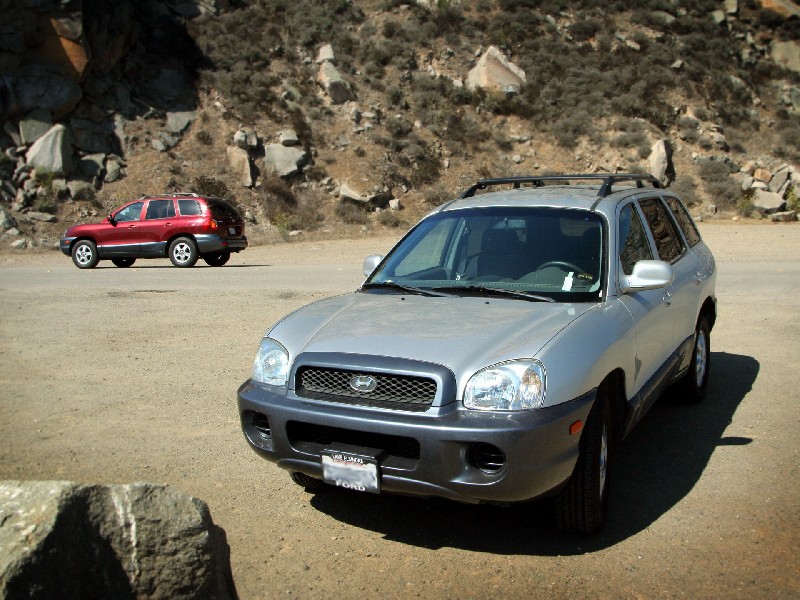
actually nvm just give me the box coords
[178,199,202,216]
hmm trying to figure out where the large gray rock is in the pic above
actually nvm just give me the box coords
[166,110,197,134]
[0,206,16,230]
[768,167,790,193]
[19,109,53,146]
[752,189,786,214]
[772,40,800,74]
[25,124,73,175]
[648,139,674,185]
[317,62,355,104]
[0,481,234,600]
[226,145,253,188]
[13,64,82,119]
[262,143,307,178]
[466,46,526,93]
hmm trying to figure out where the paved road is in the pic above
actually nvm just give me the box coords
[0,225,798,599]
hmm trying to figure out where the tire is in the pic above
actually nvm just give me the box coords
[111,258,136,268]
[203,251,231,267]
[290,472,328,492]
[555,388,611,535]
[676,316,711,404]
[71,240,99,269]
[168,237,198,268]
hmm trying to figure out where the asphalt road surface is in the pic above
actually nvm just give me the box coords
[0,224,798,599]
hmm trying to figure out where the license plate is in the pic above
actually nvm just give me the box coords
[321,447,380,494]
[228,227,236,235]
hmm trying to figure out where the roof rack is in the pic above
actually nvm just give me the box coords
[458,173,662,199]
[138,192,200,199]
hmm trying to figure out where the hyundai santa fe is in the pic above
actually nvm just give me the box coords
[237,174,716,534]
[60,192,248,268]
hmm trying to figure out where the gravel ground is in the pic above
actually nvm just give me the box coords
[0,224,798,599]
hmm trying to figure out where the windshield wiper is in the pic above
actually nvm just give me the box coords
[433,285,555,303]
[361,282,453,297]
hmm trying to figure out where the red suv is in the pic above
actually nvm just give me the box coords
[60,193,248,269]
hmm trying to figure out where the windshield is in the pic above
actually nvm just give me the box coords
[364,207,606,302]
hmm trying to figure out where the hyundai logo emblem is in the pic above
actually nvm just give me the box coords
[349,375,378,393]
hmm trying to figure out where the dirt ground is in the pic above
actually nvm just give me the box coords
[0,223,798,599]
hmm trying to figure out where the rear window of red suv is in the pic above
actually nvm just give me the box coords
[208,200,241,221]
[178,199,202,216]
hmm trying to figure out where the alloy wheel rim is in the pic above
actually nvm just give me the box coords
[695,330,707,388]
[76,246,92,265]
[174,243,191,263]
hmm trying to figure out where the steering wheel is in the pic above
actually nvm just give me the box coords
[537,260,583,273]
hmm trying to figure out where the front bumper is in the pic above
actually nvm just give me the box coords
[59,237,75,255]
[237,380,595,504]
[195,233,248,254]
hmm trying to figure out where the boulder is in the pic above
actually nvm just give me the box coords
[752,189,785,214]
[466,46,526,93]
[262,144,307,178]
[768,167,790,193]
[26,211,57,223]
[769,210,797,222]
[25,124,73,175]
[317,62,355,104]
[753,167,772,183]
[13,64,82,119]
[758,0,800,18]
[0,206,16,230]
[648,139,674,185]
[339,182,367,203]
[105,157,123,183]
[0,481,234,600]
[771,40,800,74]
[316,43,335,64]
[166,110,197,134]
[226,145,253,188]
[279,129,299,147]
[19,109,53,146]
[78,153,106,179]
[70,117,113,153]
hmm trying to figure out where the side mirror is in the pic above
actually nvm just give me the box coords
[363,254,383,278]
[107,214,116,225]
[621,260,673,293]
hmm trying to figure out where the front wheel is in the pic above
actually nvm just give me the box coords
[554,388,611,535]
[168,237,198,268]
[676,316,711,404]
[290,472,328,492]
[111,258,136,268]
[203,251,230,267]
[71,240,99,269]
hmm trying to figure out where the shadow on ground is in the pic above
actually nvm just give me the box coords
[308,351,758,554]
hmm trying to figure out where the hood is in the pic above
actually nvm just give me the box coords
[269,291,596,378]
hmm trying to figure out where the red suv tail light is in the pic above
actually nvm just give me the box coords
[206,217,219,231]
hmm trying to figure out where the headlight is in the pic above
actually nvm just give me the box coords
[252,338,289,386]
[464,360,546,411]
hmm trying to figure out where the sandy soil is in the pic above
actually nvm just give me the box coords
[0,223,798,599]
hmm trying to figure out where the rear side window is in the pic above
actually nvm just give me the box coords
[178,199,202,216]
[619,203,653,275]
[639,198,685,263]
[145,199,175,220]
[664,196,701,247]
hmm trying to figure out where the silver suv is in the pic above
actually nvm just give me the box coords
[237,174,716,534]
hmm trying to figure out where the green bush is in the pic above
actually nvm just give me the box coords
[336,201,369,224]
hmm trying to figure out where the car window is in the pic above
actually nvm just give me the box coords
[663,196,701,247]
[638,198,685,263]
[114,202,144,222]
[145,199,175,220]
[178,199,202,216]
[394,218,456,277]
[619,203,653,275]
[208,200,240,220]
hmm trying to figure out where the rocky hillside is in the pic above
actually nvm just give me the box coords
[1,0,799,249]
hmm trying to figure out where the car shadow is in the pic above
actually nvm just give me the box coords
[307,351,758,554]
[94,264,270,269]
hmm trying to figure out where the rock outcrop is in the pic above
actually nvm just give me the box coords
[0,480,235,600]
[466,46,526,94]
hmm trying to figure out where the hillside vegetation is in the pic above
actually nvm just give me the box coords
[2,0,799,245]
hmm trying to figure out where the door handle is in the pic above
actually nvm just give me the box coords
[164,222,171,226]
[694,271,703,285]
[663,290,672,307]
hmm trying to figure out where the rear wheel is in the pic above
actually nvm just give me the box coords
[111,258,136,268]
[203,251,230,267]
[677,316,711,404]
[71,240,99,269]
[555,387,611,535]
[169,237,198,268]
